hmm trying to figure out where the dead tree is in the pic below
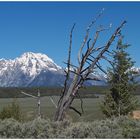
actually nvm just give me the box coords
[21,89,41,118]
[54,11,126,121]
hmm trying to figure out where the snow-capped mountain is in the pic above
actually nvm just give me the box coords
[131,67,140,73]
[130,67,140,82]
[0,52,107,87]
[0,52,139,87]
[0,52,65,87]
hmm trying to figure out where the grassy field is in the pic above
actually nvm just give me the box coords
[0,95,105,122]
[0,95,140,122]
[0,85,140,122]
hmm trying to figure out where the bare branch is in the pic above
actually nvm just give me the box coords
[62,24,75,93]
[77,92,84,113]
[69,106,82,116]
[69,69,83,78]
[92,46,105,53]
[95,63,107,75]
[21,90,41,118]
[89,25,110,52]
[58,24,75,106]
[78,9,105,64]
[89,54,100,66]
[85,59,91,66]
[105,50,114,57]
[21,91,37,99]
[80,65,91,74]
[101,55,114,65]
[63,62,78,69]
[87,38,91,49]
[88,20,127,71]
[67,23,76,74]
[77,21,126,92]
[86,77,101,81]
[89,29,100,51]
[50,96,57,108]
[54,19,126,121]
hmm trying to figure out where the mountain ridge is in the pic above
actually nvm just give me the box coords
[0,52,64,87]
[0,52,139,87]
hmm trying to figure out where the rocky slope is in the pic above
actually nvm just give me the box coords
[1,52,139,87]
[0,52,118,87]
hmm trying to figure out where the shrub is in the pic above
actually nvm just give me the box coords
[0,116,140,138]
[90,118,123,138]
[50,119,71,138]
[65,122,95,138]
[0,99,23,121]
[64,118,123,138]
[0,118,53,138]
[118,117,140,138]
[22,118,53,138]
[0,118,22,138]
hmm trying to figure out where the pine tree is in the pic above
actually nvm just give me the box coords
[101,36,138,118]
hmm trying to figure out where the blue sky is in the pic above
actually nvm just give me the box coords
[0,2,140,69]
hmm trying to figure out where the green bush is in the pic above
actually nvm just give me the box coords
[89,118,123,138]
[0,99,23,121]
[0,118,22,138]
[65,122,95,138]
[0,118,53,138]
[22,118,53,138]
[50,119,71,138]
[55,116,140,139]
[118,117,140,138]
[64,117,123,138]
[0,116,140,138]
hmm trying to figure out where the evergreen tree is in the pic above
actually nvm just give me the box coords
[101,36,138,117]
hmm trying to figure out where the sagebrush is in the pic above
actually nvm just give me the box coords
[0,116,140,138]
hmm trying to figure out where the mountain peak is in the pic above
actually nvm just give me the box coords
[131,66,140,73]
[0,52,63,87]
[15,52,62,76]
[0,52,139,87]
[19,52,54,63]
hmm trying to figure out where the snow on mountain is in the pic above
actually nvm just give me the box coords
[1,52,133,87]
[130,67,140,83]
[131,67,140,73]
[0,52,64,87]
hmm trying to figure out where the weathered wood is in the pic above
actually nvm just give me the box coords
[54,18,126,121]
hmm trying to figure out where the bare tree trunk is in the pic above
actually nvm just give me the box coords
[37,90,41,118]
[54,75,78,121]
[54,10,126,121]
[54,96,74,121]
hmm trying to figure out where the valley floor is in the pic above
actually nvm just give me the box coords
[0,95,140,121]
[0,95,104,122]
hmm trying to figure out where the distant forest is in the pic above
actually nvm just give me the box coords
[0,85,139,98]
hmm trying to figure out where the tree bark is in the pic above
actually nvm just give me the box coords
[54,20,126,122]
[54,96,74,121]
